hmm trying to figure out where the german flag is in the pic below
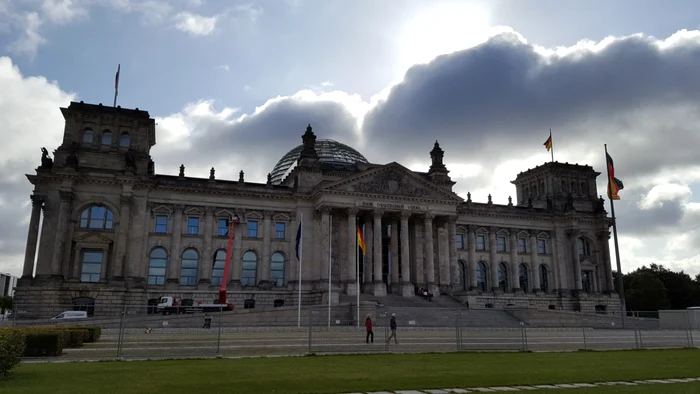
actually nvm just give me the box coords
[543,135,552,151]
[606,152,624,200]
[356,226,366,255]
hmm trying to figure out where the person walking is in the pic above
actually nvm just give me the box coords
[387,313,398,344]
[365,314,374,343]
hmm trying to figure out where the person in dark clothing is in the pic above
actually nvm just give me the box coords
[365,315,374,343]
[387,313,398,344]
[203,313,212,329]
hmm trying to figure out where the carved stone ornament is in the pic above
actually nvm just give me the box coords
[424,213,435,221]
[352,168,433,198]
[58,190,74,203]
[347,207,359,216]
[39,147,54,170]
[30,194,45,207]
[400,210,411,220]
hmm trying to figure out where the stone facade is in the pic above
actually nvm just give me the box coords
[14,101,620,317]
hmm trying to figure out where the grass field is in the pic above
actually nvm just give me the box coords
[1,349,699,394]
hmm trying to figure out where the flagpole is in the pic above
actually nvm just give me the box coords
[113,64,120,107]
[604,144,627,328]
[356,224,360,328]
[328,214,332,328]
[297,214,303,328]
[549,129,554,162]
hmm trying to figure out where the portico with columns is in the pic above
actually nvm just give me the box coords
[15,100,620,317]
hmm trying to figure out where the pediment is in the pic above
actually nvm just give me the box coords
[151,204,172,215]
[184,206,203,216]
[75,232,113,245]
[537,231,550,238]
[320,162,462,202]
[273,213,291,222]
[517,230,530,238]
[475,227,489,234]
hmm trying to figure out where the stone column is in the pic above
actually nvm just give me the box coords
[261,210,273,285]
[598,231,614,293]
[346,208,358,295]
[113,194,133,281]
[363,215,373,287]
[438,219,450,293]
[413,220,425,289]
[529,232,540,292]
[488,228,499,292]
[390,218,399,292]
[447,216,458,294]
[22,195,44,278]
[553,228,567,291]
[199,206,214,286]
[51,191,73,278]
[372,210,386,296]
[467,226,477,290]
[321,207,331,290]
[230,211,244,287]
[570,229,583,292]
[167,204,184,284]
[509,230,519,292]
[400,211,412,296]
[423,214,438,295]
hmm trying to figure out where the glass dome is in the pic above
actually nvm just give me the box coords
[270,139,369,184]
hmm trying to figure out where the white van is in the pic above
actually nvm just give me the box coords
[51,311,88,320]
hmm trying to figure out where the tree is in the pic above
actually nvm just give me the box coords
[0,296,11,314]
[624,270,670,311]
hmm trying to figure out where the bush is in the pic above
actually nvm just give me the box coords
[60,329,88,348]
[23,330,68,357]
[0,328,26,378]
[75,326,101,343]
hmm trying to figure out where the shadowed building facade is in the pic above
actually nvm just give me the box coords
[14,102,620,316]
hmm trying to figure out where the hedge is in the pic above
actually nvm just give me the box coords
[0,325,103,360]
[23,330,69,357]
[0,328,26,378]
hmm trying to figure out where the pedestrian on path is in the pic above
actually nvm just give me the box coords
[365,314,374,343]
[387,313,398,344]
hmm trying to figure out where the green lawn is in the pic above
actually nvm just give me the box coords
[523,383,700,394]
[1,349,699,394]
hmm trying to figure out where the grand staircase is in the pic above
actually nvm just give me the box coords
[338,293,524,328]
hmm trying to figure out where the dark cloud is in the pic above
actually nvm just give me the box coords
[362,31,700,178]
[608,186,687,236]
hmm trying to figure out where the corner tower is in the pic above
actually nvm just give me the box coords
[50,101,156,176]
[511,162,602,212]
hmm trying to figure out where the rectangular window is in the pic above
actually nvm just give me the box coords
[497,236,506,252]
[537,239,547,254]
[187,217,200,235]
[155,215,168,233]
[80,250,103,283]
[455,234,464,249]
[217,219,229,236]
[275,222,286,239]
[518,238,527,253]
[476,235,486,251]
[247,221,258,238]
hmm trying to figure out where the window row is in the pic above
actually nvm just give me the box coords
[523,180,591,197]
[82,128,131,148]
[146,248,287,287]
[454,234,549,254]
[153,215,287,239]
[456,261,551,294]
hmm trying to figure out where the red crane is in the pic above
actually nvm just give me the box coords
[218,214,239,306]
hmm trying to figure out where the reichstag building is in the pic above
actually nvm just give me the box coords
[15,101,620,316]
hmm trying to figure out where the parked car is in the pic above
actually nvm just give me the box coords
[51,311,88,320]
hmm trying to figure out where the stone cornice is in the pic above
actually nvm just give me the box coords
[318,189,461,206]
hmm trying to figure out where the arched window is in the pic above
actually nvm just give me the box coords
[119,133,131,147]
[580,181,588,195]
[570,181,577,194]
[101,130,112,145]
[457,260,468,291]
[180,249,199,286]
[540,181,545,195]
[539,265,549,293]
[476,261,487,292]
[524,187,529,198]
[519,264,529,293]
[148,247,167,285]
[560,180,567,193]
[83,129,95,144]
[211,249,226,286]
[241,251,258,286]
[533,185,538,197]
[270,252,286,286]
[498,262,509,292]
[79,205,114,230]
[577,237,591,256]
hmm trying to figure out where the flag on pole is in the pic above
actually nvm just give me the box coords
[295,222,302,260]
[115,64,120,92]
[543,134,552,151]
[606,152,624,200]
[356,225,366,255]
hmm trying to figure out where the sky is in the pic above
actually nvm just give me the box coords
[1,0,700,279]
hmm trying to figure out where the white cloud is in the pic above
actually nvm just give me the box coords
[7,12,46,57]
[172,11,217,36]
[40,0,88,25]
[638,183,692,210]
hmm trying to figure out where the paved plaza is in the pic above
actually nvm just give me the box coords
[341,377,700,393]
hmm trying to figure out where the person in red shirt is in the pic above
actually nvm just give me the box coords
[365,314,374,343]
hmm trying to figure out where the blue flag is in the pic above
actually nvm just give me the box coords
[295,222,302,261]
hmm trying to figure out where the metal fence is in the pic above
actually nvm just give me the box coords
[3,303,698,362]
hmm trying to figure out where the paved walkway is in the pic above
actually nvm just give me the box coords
[344,377,700,393]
